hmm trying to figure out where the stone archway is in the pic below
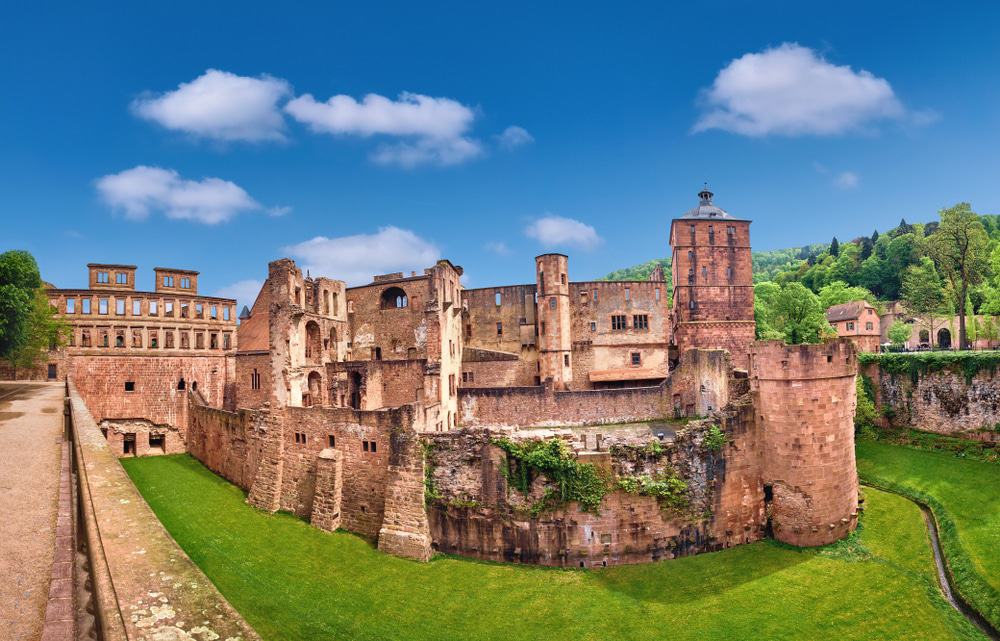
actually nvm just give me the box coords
[305,321,322,361]
[937,328,952,350]
[307,371,323,407]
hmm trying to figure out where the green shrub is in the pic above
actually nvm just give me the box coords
[492,437,609,513]
[703,425,726,452]
[617,471,689,510]
[855,375,879,433]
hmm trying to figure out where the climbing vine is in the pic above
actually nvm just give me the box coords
[491,437,609,513]
[859,351,1000,384]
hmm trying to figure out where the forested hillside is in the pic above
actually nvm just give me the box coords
[604,205,1000,349]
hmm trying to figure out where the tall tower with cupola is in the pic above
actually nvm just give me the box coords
[669,186,755,369]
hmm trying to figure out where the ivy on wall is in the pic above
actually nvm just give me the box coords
[859,351,1000,384]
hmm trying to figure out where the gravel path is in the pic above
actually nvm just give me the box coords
[0,383,65,641]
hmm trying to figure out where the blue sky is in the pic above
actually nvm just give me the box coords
[3,1,1000,309]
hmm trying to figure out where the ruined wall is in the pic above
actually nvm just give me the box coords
[347,275,433,361]
[424,407,765,567]
[568,280,670,389]
[863,361,1000,436]
[461,284,538,384]
[67,353,233,442]
[235,352,271,409]
[461,348,537,388]
[459,384,671,428]
[751,339,859,547]
[99,417,185,457]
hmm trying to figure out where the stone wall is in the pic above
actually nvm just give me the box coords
[424,401,765,567]
[863,361,1000,436]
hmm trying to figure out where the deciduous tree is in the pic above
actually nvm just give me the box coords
[927,203,989,349]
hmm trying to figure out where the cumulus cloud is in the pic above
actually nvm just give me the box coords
[285,91,482,167]
[132,69,291,142]
[693,43,911,137]
[283,226,441,285]
[835,171,860,189]
[495,125,534,150]
[95,166,272,224]
[524,215,602,250]
[485,241,512,255]
[215,279,264,312]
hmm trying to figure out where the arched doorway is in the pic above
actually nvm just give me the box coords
[307,371,323,407]
[937,328,952,350]
[305,321,321,361]
[919,329,929,345]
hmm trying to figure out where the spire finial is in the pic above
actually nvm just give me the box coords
[698,183,713,205]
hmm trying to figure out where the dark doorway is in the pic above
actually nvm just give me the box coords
[123,433,136,456]
[349,371,363,410]
[763,484,774,538]
[148,433,165,454]
[937,328,952,350]
[47,364,57,380]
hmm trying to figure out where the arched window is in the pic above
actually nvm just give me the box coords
[177,377,186,390]
[380,286,408,309]
[307,371,323,407]
[305,321,321,361]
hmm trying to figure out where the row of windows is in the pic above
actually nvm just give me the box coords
[845,321,875,331]
[291,431,377,453]
[610,314,649,331]
[686,264,735,284]
[68,327,232,350]
[56,297,232,321]
[160,275,192,289]
[689,224,738,241]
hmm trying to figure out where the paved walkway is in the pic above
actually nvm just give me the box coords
[0,383,66,641]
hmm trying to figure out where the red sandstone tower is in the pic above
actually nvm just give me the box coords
[670,186,755,369]
[751,339,860,546]
[536,254,572,388]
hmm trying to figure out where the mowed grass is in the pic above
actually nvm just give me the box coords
[857,438,1000,628]
[122,455,984,641]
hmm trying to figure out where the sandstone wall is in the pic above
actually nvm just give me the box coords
[864,362,1000,436]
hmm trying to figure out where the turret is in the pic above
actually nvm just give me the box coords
[535,254,572,388]
[751,339,859,546]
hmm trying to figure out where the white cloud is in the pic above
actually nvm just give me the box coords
[215,279,264,312]
[524,215,602,250]
[95,166,270,224]
[495,125,534,150]
[835,171,860,189]
[132,69,291,142]
[693,43,909,137]
[283,226,441,286]
[485,241,512,255]
[285,91,482,167]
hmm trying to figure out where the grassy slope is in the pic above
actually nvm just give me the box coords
[857,439,1000,628]
[123,455,982,641]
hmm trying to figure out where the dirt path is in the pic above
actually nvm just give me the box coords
[0,383,66,641]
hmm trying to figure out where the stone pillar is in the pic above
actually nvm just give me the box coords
[377,426,432,561]
[751,339,859,546]
[310,448,343,532]
[246,406,285,513]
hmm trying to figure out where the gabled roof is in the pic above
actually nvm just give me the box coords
[826,300,873,322]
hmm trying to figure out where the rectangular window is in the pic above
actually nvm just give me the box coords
[195,333,204,349]
[655,287,660,302]
[181,277,191,289]
[163,275,174,287]
[631,352,641,366]
[210,333,219,349]
[251,369,261,390]
[149,300,158,316]
[149,331,158,348]
[82,298,91,314]
[560,273,566,285]
[847,322,855,331]
[196,303,204,318]
[223,333,231,349]
[592,288,598,302]
[180,303,188,318]
[580,291,588,303]
[132,299,141,315]
[210,305,218,320]
[116,272,128,285]
[495,291,502,306]
[549,297,557,310]
[633,314,649,331]
[165,331,174,349]
[223,306,230,321]
[496,322,502,336]
[328,435,336,448]
[564,354,570,367]
[611,315,627,330]
[689,299,697,310]
[625,287,630,301]
[66,298,76,314]
[363,440,369,452]
[163,301,173,316]
[449,374,455,397]
[96,271,109,284]
[865,322,874,331]
[99,298,108,315]
[590,321,597,332]
[124,381,135,392]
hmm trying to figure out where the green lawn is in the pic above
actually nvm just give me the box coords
[123,454,984,641]
[857,438,1000,629]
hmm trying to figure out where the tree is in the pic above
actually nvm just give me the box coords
[966,292,978,347]
[759,282,833,344]
[902,257,950,348]
[830,237,840,257]
[0,250,66,373]
[818,281,879,311]
[887,321,912,347]
[927,203,989,349]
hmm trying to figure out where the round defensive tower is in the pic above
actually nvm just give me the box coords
[535,254,572,389]
[751,339,859,546]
